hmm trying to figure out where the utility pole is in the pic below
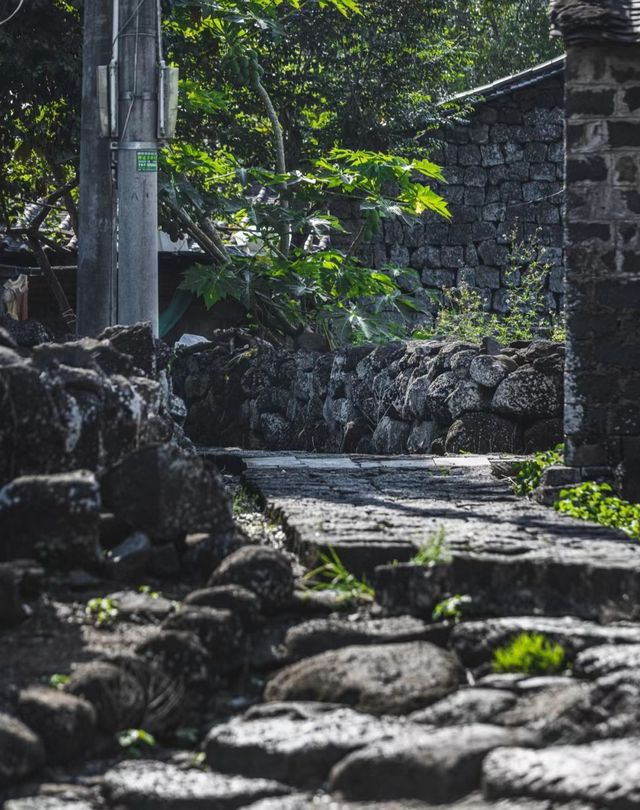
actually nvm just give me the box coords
[77,0,116,335]
[116,0,160,335]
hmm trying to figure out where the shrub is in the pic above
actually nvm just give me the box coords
[555,482,640,541]
[512,444,564,496]
[492,632,566,675]
[414,228,564,345]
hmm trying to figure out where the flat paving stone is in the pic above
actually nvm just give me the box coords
[483,738,640,807]
[205,702,409,789]
[102,759,291,809]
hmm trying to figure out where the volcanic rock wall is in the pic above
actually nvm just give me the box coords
[173,332,564,455]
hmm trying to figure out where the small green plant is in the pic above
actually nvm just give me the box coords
[117,728,157,758]
[303,546,375,603]
[411,528,451,566]
[512,444,564,496]
[493,632,566,675]
[49,673,70,690]
[233,486,260,516]
[85,597,119,628]
[138,585,160,599]
[432,594,471,624]
[555,482,640,541]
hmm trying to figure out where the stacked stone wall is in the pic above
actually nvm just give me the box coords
[173,332,564,456]
[333,74,566,329]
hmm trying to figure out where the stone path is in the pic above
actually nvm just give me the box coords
[207,449,640,622]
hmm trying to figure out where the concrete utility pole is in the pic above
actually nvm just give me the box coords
[77,0,116,335]
[116,0,160,335]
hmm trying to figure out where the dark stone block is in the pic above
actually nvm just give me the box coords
[566,89,614,117]
[609,121,640,149]
[458,145,481,165]
[624,86,640,112]
[566,156,607,183]
[615,155,639,184]
[567,222,611,243]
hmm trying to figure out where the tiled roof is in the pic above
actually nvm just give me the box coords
[452,56,565,103]
[551,0,640,44]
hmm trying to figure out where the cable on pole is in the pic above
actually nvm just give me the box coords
[0,0,25,27]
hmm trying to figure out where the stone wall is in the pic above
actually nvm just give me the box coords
[173,331,564,456]
[333,66,566,329]
[563,44,640,500]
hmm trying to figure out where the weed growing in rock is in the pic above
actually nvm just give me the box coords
[117,728,156,758]
[138,585,160,599]
[413,228,562,344]
[303,546,375,603]
[411,528,451,566]
[492,632,565,675]
[49,673,70,690]
[233,486,260,516]
[85,597,119,628]
[432,594,471,623]
[555,483,640,541]
[512,444,564,496]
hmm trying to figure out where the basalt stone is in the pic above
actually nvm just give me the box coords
[17,686,96,765]
[184,585,262,628]
[136,630,211,685]
[447,381,491,420]
[372,416,411,455]
[101,444,236,542]
[469,355,517,388]
[103,759,291,809]
[0,713,45,786]
[162,607,245,671]
[283,616,445,660]
[105,532,152,582]
[451,617,640,669]
[329,724,536,803]
[425,372,459,421]
[450,349,479,379]
[483,738,640,807]
[208,546,294,613]
[66,661,144,734]
[0,470,100,566]
[98,322,157,377]
[410,688,517,727]
[407,421,436,454]
[264,642,462,715]
[493,366,562,419]
[573,643,640,679]
[0,563,28,627]
[524,418,564,453]
[404,375,432,420]
[205,702,406,788]
[445,412,523,454]
[0,314,52,347]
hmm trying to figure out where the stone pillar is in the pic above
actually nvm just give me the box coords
[564,44,640,500]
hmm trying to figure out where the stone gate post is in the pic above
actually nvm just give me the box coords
[552,1,640,499]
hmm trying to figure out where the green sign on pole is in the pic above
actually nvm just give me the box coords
[136,150,158,172]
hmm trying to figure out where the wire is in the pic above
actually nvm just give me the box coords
[120,4,141,141]
[112,0,147,47]
[0,0,25,27]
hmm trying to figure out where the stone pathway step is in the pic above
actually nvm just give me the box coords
[213,451,640,620]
